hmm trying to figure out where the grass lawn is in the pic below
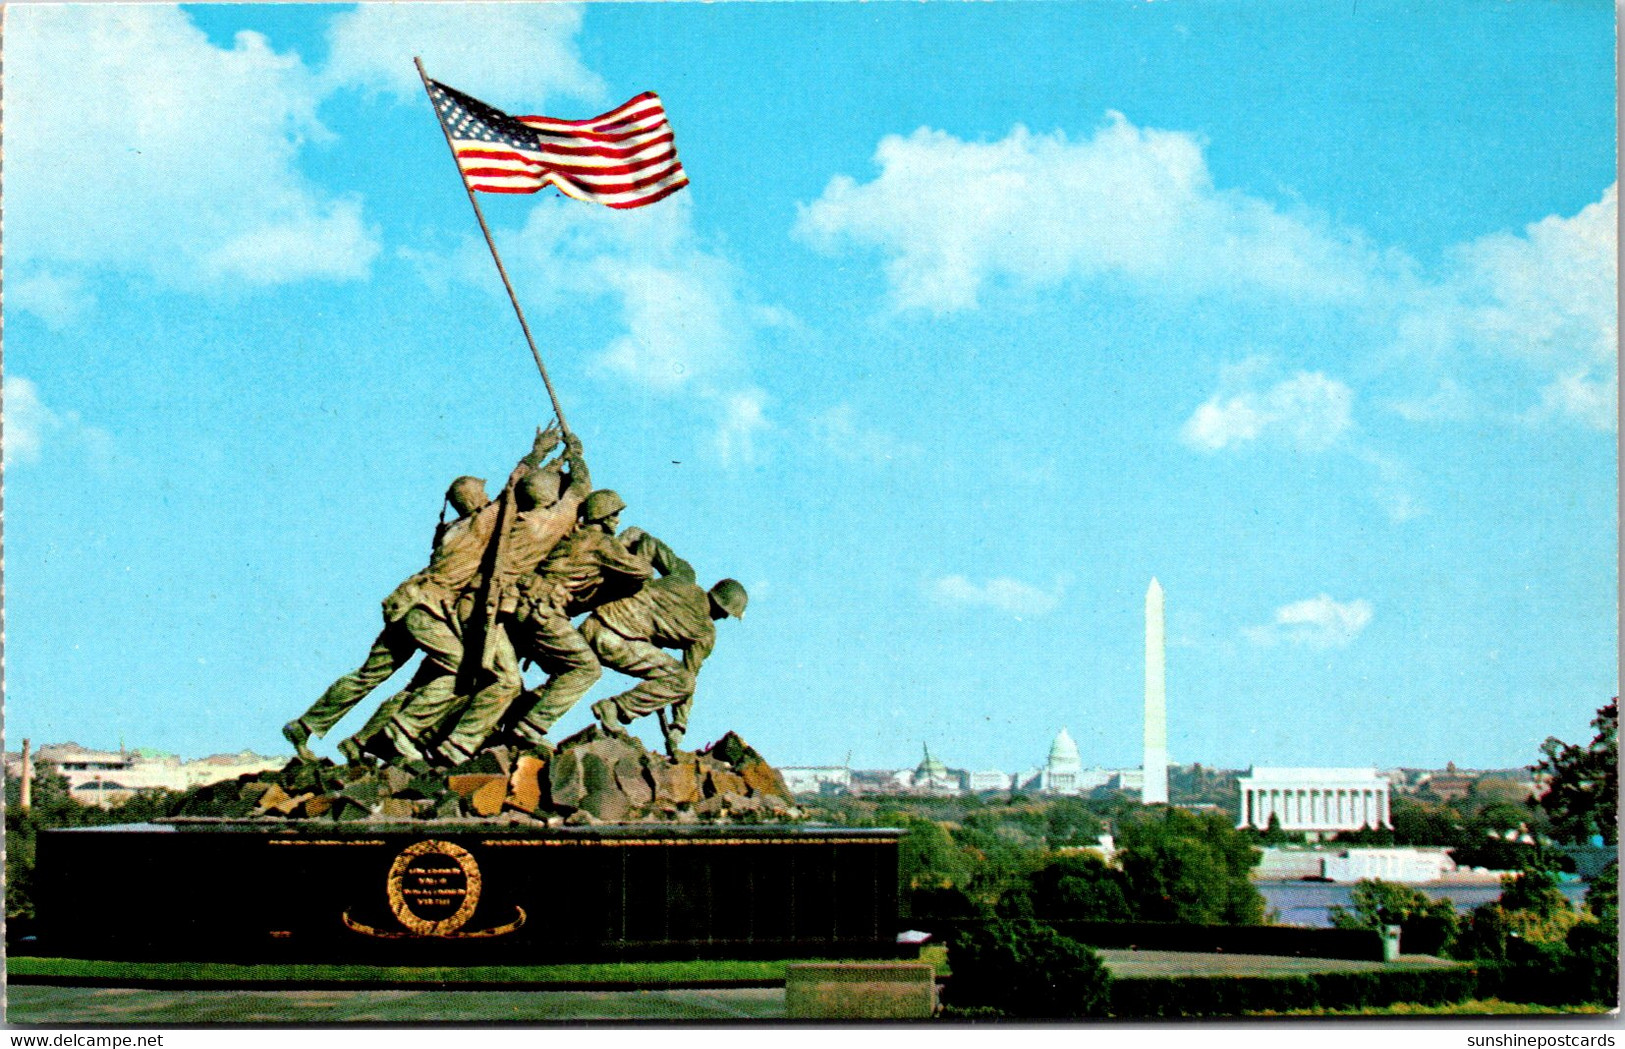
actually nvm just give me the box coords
[10,953,946,988]
[1249,999,1614,1017]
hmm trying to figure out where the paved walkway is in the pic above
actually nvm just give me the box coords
[6,986,788,1025]
[1095,950,1457,978]
[7,951,1460,1025]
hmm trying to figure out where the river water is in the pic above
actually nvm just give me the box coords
[1258,880,1591,928]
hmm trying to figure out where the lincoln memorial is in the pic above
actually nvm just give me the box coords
[1236,767,1392,833]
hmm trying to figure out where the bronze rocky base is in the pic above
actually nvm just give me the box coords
[170,727,799,825]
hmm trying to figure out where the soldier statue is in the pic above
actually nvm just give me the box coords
[283,425,565,763]
[284,423,749,769]
[582,531,747,756]
[497,489,652,750]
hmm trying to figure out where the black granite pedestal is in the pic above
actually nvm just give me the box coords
[35,821,903,963]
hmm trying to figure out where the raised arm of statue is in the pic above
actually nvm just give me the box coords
[562,432,591,496]
[521,422,563,469]
[623,531,695,584]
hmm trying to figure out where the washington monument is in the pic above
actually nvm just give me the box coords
[1143,577,1168,805]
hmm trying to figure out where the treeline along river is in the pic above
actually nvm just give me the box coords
[1260,880,1590,927]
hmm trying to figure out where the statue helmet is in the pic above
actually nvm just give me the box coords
[583,489,626,523]
[445,476,489,516]
[708,578,749,619]
[517,466,563,510]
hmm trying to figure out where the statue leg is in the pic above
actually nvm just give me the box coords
[293,620,415,738]
[342,685,414,762]
[380,607,467,762]
[585,622,694,724]
[509,611,601,740]
[437,624,523,762]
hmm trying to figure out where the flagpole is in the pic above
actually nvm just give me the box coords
[414,56,572,437]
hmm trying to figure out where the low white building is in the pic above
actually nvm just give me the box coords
[1237,767,1393,833]
[968,769,1014,793]
[1255,846,1463,884]
[1322,848,1455,883]
[779,766,852,796]
[20,743,285,807]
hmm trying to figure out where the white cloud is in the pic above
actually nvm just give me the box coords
[714,389,772,466]
[795,116,1379,313]
[205,198,378,284]
[810,404,922,465]
[454,197,790,463]
[1393,185,1618,431]
[321,4,603,109]
[5,273,94,330]
[3,376,115,469]
[1386,378,1475,423]
[930,575,1067,618]
[1182,368,1353,453]
[497,198,767,392]
[1245,595,1373,648]
[4,6,380,302]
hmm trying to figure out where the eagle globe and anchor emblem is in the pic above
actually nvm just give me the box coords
[342,840,525,939]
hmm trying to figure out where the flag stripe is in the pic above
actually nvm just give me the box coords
[514,91,662,129]
[428,79,687,209]
[455,130,677,165]
[454,143,679,179]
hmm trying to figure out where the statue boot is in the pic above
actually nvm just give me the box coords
[283,719,316,763]
[591,698,630,737]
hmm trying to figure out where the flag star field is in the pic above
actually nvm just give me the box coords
[1,2,1615,775]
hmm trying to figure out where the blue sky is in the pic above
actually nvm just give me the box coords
[3,2,1616,774]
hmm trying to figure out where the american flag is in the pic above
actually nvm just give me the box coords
[427,80,688,208]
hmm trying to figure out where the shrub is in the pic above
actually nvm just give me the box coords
[999,853,1131,923]
[1475,949,1618,1009]
[1110,966,1481,1018]
[1563,919,1620,1008]
[945,919,1112,1018]
[1329,879,1460,956]
[908,883,984,927]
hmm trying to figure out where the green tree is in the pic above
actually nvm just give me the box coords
[899,817,973,891]
[1531,698,1617,845]
[1114,807,1265,924]
[1257,812,1298,844]
[1000,852,1131,922]
[1390,795,1466,847]
[1584,860,1617,925]
[1328,879,1461,956]
[1043,798,1104,848]
[945,919,1112,1018]
[1498,861,1570,920]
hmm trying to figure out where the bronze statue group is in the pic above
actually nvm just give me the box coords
[283,424,747,767]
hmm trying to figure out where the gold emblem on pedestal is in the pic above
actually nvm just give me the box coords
[342,839,524,939]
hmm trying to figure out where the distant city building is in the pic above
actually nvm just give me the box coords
[1386,765,1539,800]
[1014,729,1114,796]
[1323,848,1455,883]
[1416,762,1475,802]
[1256,846,1463,884]
[8,742,284,807]
[825,746,969,797]
[1040,728,1083,793]
[1113,768,1145,793]
[778,766,852,796]
[907,746,966,795]
[1237,767,1393,833]
[967,769,1015,793]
